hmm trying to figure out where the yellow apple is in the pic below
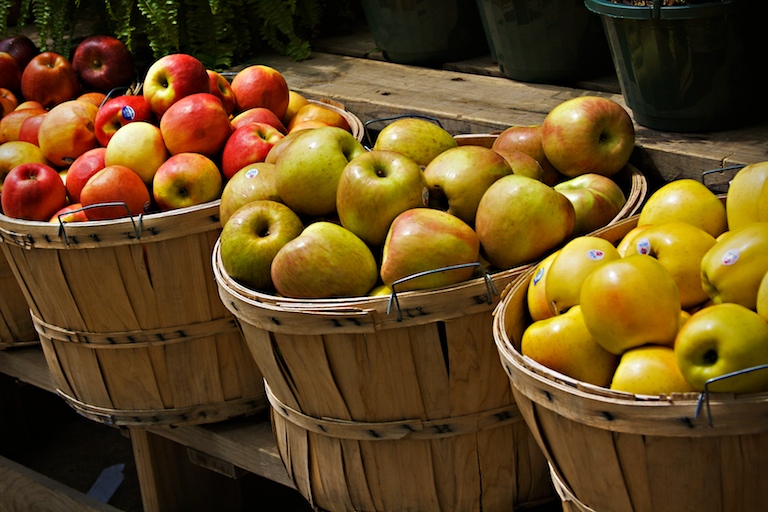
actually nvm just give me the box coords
[581,254,681,355]
[282,90,310,126]
[638,179,727,238]
[521,305,619,387]
[610,345,695,395]
[725,161,768,231]
[104,121,169,185]
[620,221,716,309]
[758,270,768,322]
[675,303,768,393]
[545,235,621,315]
[615,224,650,257]
[526,250,559,322]
[700,222,768,310]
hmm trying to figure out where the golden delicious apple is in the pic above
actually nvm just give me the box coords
[700,222,768,310]
[104,121,168,185]
[545,235,621,315]
[526,250,559,322]
[675,303,768,393]
[521,305,619,387]
[758,270,768,322]
[581,254,681,354]
[610,345,695,395]
[621,221,716,309]
[725,161,768,231]
[638,179,727,238]
[615,224,650,257]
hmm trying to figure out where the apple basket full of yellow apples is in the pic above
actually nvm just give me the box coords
[492,163,768,512]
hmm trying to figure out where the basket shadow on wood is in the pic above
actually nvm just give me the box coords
[0,202,266,427]
[492,213,768,512]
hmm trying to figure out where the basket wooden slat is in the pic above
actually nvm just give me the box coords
[0,202,266,427]
[214,239,556,511]
[492,213,768,512]
[0,247,37,350]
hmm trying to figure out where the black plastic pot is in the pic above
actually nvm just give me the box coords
[586,0,768,132]
[360,0,489,65]
[476,0,614,84]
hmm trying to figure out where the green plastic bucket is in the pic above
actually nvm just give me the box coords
[476,0,613,84]
[586,0,768,132]
[360,0,489,65]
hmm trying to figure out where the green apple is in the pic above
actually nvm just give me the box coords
[475,174,575,270]
[675,303,768,393]
[700,222,768,310]
[491,124,562,186]
[521,304,619,387]
[380,208,480,292]
[422,144,512,225]
[621,221,716,309]
[372,117,457,167]
[545,235,621,316]
[581,254,681,355]
[219,200,304,292]
[275,126,367,217]
[219,162,282,227]
[336,149,428,247]
[757,270,768,322]
[554,173,627,235]
[270,221,378,298]
[540,96,635,179]
[725,161,768,231]
[491,146,544,181]
[637,179,727,238]
[610,345,695,395]
[526,250,560,322]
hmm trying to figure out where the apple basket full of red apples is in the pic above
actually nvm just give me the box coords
[492,166,768,512]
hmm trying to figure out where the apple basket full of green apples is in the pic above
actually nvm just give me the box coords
[210,97,649,511]
[0,42,363,426]
[492,162,768,512]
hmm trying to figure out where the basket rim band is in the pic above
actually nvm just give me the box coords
[31,312,240,348]
[265,381,523,441]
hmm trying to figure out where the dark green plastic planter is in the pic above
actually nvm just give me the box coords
[476,0,614,85]
[586,0,768,132]
[360,0,489,66]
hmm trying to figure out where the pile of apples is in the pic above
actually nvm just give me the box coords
[217,94,638,299]
[0,35,354,222]
[521,164,768,396]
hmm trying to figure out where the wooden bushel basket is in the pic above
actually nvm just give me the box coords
[492,214,768,512]
[0,248,37,350]
[214,239,556,512]
[0,202,266,427]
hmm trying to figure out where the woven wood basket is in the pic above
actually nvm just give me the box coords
[492,213,768,512]
[0,201,266,427]
[0,248,37,350]
[214,238,557,512]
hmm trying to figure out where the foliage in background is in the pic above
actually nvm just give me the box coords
[1,0,363,70]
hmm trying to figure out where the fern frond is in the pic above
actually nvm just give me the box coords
[136,0,180,56]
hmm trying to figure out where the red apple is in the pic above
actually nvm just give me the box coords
[492,125,562,186]
[1,162,67,220]
[72,35,134,93]
[0,51,22,95]
[0,87,19,118]
[207,69,236,116]
[159,92,233,157]
[17,112,46,146]
[221,122,284,180]
[65,146,107,203]
[554,173,627,235]
[230,64,290,119]
[0,35,39,70]
[93,94,156,147]
[21,52,81,108]
[231,106,287,133]
[0,106,47,143]
[541,96,635,178]
[50,203,89,223]
[37,100,99,168]
[152,152,223,211]
[79,164,150,220]
[77,91,107,108]
[142,53,210,117]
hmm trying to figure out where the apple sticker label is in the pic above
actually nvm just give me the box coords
[245,168,259,179]
[121,105,136,121]
[721,248,740,266]
[533,267,545,286]
[635,237,651,255]
[586,249,605,261]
